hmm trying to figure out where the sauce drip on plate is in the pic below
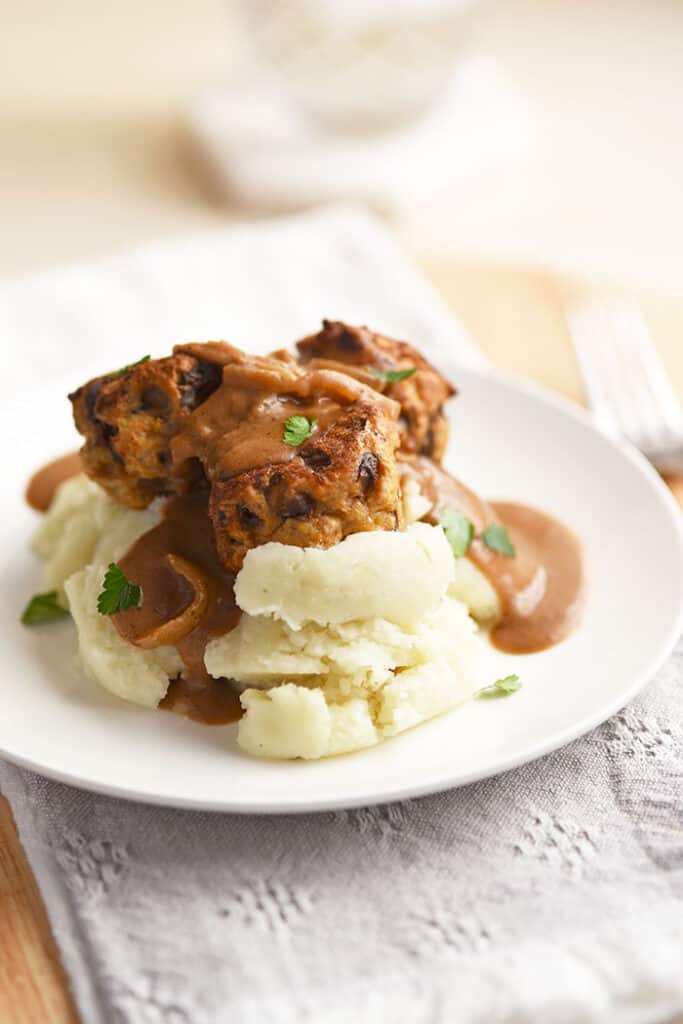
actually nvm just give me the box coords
[484,501,584,654]
[26,451,82,511]
[400,456,584,654]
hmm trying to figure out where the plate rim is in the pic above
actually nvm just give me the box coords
[3,364,683,813]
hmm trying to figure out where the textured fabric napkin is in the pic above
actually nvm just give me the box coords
[2,207,683,1024]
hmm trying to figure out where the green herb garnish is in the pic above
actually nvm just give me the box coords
[477,675,522,699]
[440,507,475,557]
[283,415,317,447]
[109,354,150,380]
[97,563,141,615]
[21,591,70,626]
[372,367,417,384]
[481,523,515,557]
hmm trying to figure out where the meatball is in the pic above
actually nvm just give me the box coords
[296,320,455,461]
[169,354,403,573]
[211,399,402,573]
[69,338,407,573]
[69,349,225,508]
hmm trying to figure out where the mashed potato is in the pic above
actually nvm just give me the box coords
[401,475,433,525]
[234,522,453,630]
[400,469,501,623]
[65,565,182,707]
[33,473,496,756]
[35,474,180,707]
[207,527,482,759]
[448,557,500,623]
[32,475,105,600]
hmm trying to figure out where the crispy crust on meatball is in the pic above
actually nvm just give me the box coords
[69,350,224,508]
[296,320,455,461]
[210,399,402,573]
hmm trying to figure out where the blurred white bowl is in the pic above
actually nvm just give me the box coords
[237,0,481,132]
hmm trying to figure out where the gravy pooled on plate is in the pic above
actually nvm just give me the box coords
[400,456,584,654]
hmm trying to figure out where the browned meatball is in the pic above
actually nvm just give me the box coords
[296,320,455,461]
[210,399,402,573]
[70,338,405,573]
[170,354,403,572]
[69,349,225,508]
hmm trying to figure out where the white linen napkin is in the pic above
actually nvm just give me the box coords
[1,207,682,1024]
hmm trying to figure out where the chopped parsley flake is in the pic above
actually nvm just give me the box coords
[440,507,475,558]
[21,590,70,626]
[372,367,417,384]
[97,563,142,615]
[109,355,150,380]
[283,415,317,447]
[481,523,515,557]
[477,675,522,699]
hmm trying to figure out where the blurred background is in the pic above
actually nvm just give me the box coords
[2,0,683,289]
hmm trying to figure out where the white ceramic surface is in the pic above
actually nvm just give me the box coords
[2,365,683,813]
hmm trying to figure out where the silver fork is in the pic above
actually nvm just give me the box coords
[566,300,683,475]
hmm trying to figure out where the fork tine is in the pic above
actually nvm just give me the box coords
[604,305,665,446]
[614,305,683,441]
[589,304,647,440]
[567,305,628,437]
[567,299,683,461]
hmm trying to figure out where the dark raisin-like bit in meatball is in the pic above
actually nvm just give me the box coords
[357,452,379,494]
[69,346,231,508]
[209,394,402,573]
[296,320,455,461]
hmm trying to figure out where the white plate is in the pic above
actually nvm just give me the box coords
[2,365,683,813]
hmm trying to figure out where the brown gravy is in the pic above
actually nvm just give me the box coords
[160,675,242,725]
[112,491,243,724]
[401,456,490,531]
[26,451,82,511]
[484,502,584,654]
[400,456,584,654]
[171,355,397,482]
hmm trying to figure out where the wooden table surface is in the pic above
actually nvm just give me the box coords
[2,256,683,1023]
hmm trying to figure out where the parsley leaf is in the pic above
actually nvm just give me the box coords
[21,590,70,626]
[440,507,475,557]
[481,523,515,557]
[372,367,417,384]
[97,563,142,615]
[477,674,522,699]
[283,415,317,447]
[109,354,150,380]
